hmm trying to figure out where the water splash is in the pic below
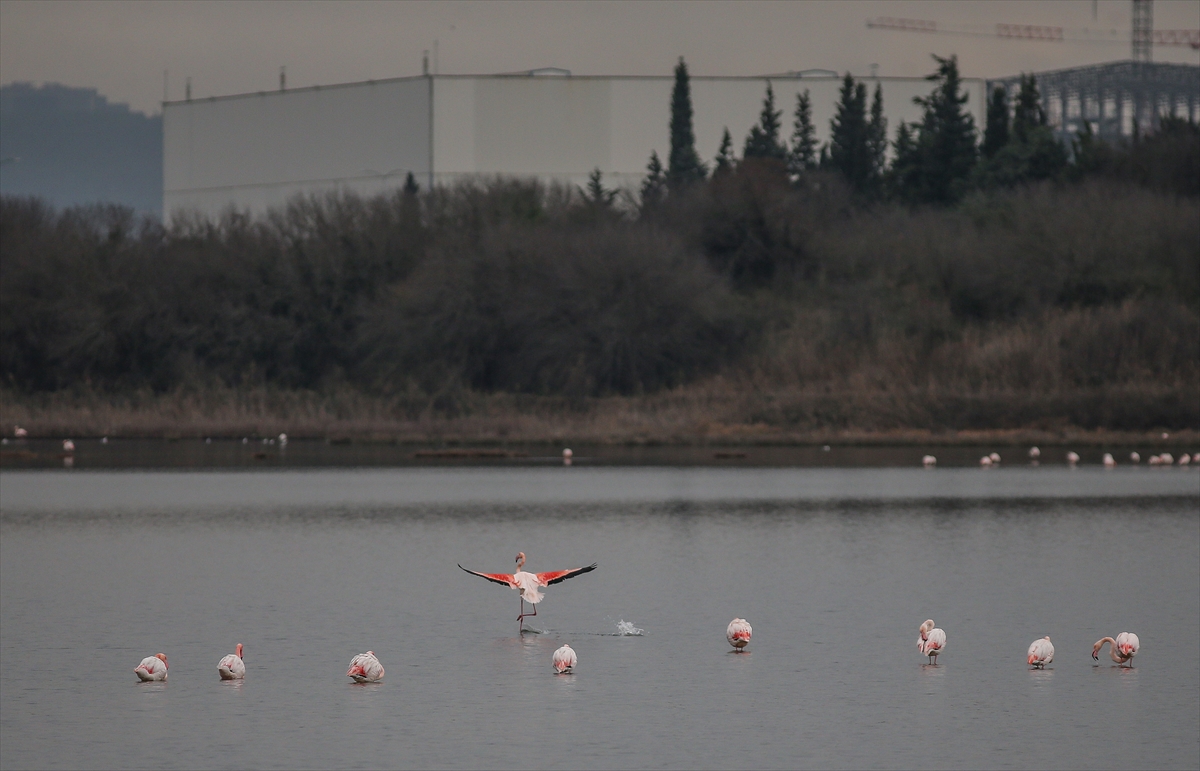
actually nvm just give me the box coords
[615,619,644,636]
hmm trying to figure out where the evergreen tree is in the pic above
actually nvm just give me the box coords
[667,57,706,190]
[829,73,871,192]
[640,151,667,209]
[901,54,978,204]
[887,121,920,197]
[974,73,1066,188]
[403,172,420,195]
[866,83,888,190]
[582,167,616,208]
[787,90,817,179]
[743,83,786,160]
[713,127,736,176]
[982,86,1010,158]
[1012,74,1046,142]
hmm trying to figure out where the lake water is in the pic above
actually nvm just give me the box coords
[2,466,1198,770]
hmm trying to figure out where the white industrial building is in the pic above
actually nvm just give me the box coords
[163,70,988,219]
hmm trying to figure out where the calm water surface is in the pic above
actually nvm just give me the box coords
[2,467,1198,770]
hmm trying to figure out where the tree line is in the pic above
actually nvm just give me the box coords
[641,56,1199,208]
[1,56,1196,430]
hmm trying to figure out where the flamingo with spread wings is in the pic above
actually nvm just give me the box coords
[459,552,597,632]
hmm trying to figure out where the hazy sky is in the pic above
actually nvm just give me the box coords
[2,0,1197,115]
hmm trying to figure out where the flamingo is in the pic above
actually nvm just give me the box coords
[13,426,27,438]
[1130,451,1141,463]
[922,455,936,467]
[1027,636,1054,668]
[1103,453,1116,468]
[134,653,169,681]
[459,553,597,632]
[1028,446,1041,460]
[727,618,752,651]
[346,651,384,682]
[1179,454,1191,466]
[917,619,946,664]
[1066,451,1080,465]
[218,643,245,680]
[989,452,1001,464]
[1092,632,1139,666]
[278,433,288,446]
[552,644,577,673]
[62,439,75,453]
[979,455,993,467]
[1160,453,1174,465]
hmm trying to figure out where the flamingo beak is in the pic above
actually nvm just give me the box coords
[1092,651,1098,660]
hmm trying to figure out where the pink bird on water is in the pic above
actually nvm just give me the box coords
[134,653,169,681]
[346,651,384,682]
[1093,632,1139,666]
[918,619,946,664]
[459,552,597,632]
[218,643,245,680]
[552,644,577,673]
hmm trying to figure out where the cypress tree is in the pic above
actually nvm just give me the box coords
[982,86,1010,158]
[1012,74,1046,142]
[787,90,817,179]
[743,83,786,160]
[906,54,978,204]
[830,73,870,191]
[866,83,888,190]
[641,151,667,209]
[583,167,616,208]
[668,57,706,190]
[713,127,735,175]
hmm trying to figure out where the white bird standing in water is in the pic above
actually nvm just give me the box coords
[917,619,946,664]
[1092,632,1139,666]
[346,651,384,682]
[727,618,752,651]
[218,643,245,679]
[134,653,169,681]
[1027,637,1054,668]
[552,644,577,673]
[459,552,597,632]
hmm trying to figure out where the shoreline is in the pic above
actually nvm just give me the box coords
[4,387,1197,449]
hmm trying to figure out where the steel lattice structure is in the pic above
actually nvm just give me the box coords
[988,61,1200,144]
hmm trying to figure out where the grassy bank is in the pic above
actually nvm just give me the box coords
[4,382,1196,448]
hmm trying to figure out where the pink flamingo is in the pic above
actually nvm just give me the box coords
[459,552,597,632]
[552,644,577,673]
[134,653,169,681]
[727,618,752,651]
[218,643,245,679]
[1093,632,1139,666]
[346,651,384,682]
[918,619,946,664]
[1027,637,1054,668]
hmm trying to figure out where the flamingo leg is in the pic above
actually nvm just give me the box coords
[517,598,539,633]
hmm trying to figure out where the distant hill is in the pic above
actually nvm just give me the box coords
[0,82,161,215]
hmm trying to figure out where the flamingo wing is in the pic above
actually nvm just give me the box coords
[458,565,516,588]
[536,563,598,586]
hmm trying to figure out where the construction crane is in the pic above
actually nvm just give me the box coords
[866,3,1199,59]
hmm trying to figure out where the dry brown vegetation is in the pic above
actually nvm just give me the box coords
[2,134,1197,442]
